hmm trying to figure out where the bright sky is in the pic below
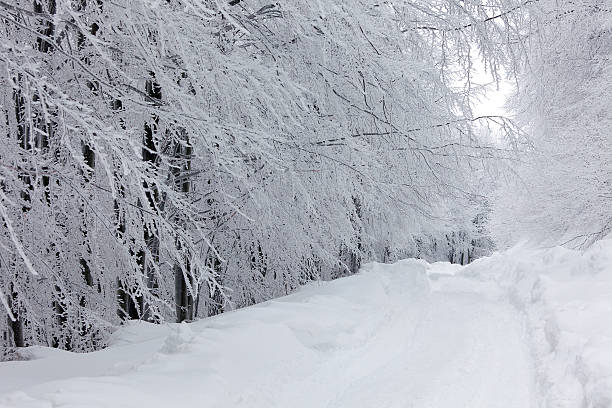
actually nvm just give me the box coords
[469,58,514,118]
[462,55,515,145]
[472,79,513,118]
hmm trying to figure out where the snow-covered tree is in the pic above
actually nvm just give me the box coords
[492,0,612,248]
[0,0,522,353]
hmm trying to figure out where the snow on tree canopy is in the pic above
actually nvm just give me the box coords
[1,0,608,359]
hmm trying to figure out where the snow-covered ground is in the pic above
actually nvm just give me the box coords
[1,241,611,408]
[463,239,612,408]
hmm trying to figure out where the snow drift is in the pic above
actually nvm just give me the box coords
[0,261,433,407]
[463,239,612,408]
[1,241,611,408]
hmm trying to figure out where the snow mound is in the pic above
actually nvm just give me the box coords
[158,323,196,354]
[0,261,431,408]
[462,239,612,408]
[1,244,608,408]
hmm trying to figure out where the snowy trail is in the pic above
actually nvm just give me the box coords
[274,269,535,408]
[0,260,536,408]
[319,293,533,408]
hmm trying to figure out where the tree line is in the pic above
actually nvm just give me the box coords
[1,0,576,354]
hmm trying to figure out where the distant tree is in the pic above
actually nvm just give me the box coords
[493,0,612,248]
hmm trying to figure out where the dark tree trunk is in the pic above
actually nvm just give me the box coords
[33,0,56,54]
[75,0,99,300]
[137,74,163,322]
[8,283,24,348]
[174,259,194,322]
[349,195,363,274]
[13,79,32,213]
[172,128,194,322]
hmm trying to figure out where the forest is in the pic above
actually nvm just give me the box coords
[0,0,610,360]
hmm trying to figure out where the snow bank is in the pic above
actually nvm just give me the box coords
[1,243,609,408]
[462,240,612,408]
[0,261,431,408]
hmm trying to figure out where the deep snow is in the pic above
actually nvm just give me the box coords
[463,240,612,408]
[1,241,611,408]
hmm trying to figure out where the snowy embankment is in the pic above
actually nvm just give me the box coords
[0,258,535,408]
[462,240,612,408]
[0,241,610,408]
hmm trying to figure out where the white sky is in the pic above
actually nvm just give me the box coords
[469,58,514,118]
[472,79,514,118]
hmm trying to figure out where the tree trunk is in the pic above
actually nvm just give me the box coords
[173,129,194,322]
[8,283,24,348]
[139,74,163,322]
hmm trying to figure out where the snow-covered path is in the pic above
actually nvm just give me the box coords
[316,291,534,408]
[272,265,535,408]
[0,260,536,408]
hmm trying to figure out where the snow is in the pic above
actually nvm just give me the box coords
[462,239,612,408]
[2,242,612,408]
